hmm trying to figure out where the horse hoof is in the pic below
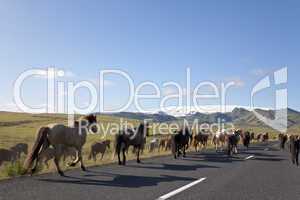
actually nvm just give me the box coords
[58,171,65,176]
[81,166,86,171]
[137,160,141,163]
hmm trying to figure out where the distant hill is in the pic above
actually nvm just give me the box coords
[98,111,177,122]
[181,107,300,129]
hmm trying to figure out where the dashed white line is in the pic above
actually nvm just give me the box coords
[156,177,207,200]
[245,155,255,160]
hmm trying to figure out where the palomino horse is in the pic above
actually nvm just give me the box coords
[212,132,226,152]
[227,130,241,156]
[24,114,97,176]
[115,122,149,165]
[88,140,111,162]
[172,127,192,159]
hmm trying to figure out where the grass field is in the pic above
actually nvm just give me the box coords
[0,111,288,180]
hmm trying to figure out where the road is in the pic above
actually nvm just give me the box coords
[1,142,300,200]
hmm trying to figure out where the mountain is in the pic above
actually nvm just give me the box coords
[99,111,177,122]
[182,107,300,129]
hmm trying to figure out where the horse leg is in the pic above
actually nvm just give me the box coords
[122,147,126,165]
[77,149,86,171]
[183,146,186,157]
[117,148,122,165]
[174,144,177,159]
[31,142,49,174]
[54,155,64,176]
[137,147,141,163]
[176,145,180,158]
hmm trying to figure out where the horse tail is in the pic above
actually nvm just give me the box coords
[23,127,50,173]
[112,134,120,160]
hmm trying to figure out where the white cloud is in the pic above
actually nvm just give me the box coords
[251,69,266,76]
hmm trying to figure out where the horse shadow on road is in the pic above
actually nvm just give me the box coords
[128,162,219,171]
[37,173,197,188]
[183,152,244,163]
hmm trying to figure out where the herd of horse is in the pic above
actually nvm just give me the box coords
[0,114,299,177]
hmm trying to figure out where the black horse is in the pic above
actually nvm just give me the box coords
[279,133,288,150]
[172,127,192,159]
[227,130,241,156]
[289,135,300,166]
[115,122,148,165]
[242,131,251,149]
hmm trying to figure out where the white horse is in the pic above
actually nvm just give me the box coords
[24,114,97,176]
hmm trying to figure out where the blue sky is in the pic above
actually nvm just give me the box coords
[0,0,299,113]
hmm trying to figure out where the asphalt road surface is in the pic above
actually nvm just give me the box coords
[1,142,299,200]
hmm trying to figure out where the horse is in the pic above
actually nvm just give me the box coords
[278,133,288,149]
[212,132,226,152]
[88,140,111,162]
[193,130,209,152]
[38,146,76,168]
[227,130,241,156]
[250,132,255,141]
[0,148,17,166]
[23,114,97,176]
[256,133,262,141]
[262,133,269,142]
[289,135,300,166]
[115,122,149,165]
[148,138,159,153]
[159,137,169,151]
[10,143,28,159]
[172,127,192,159]
[241,131,251,149]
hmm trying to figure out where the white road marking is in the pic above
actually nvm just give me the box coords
[245,155,255,160]
[157,177,207,200]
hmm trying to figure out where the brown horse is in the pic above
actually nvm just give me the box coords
[38,146,76,168]
[10,143,28,159]
[0,148,17,166]
[88,140,111,162]
[24,114,97,176]
[193,131,209,152]
[149,138,159,153]
[262,132,269,142]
